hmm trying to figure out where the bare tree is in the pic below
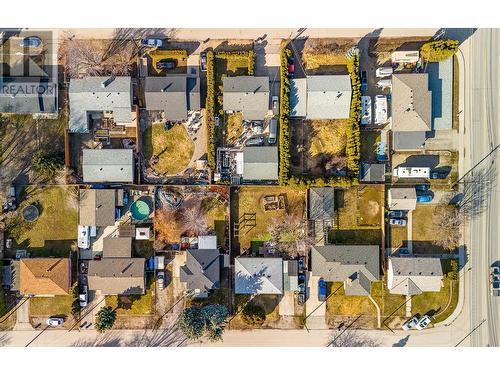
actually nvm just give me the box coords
[267,213,314,256]
[328,329,380,347]
[432,205,463,250]
[181,206,208,237]
[457,163,497,219]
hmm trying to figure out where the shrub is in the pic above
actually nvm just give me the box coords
[95,306,116,333]
[71,284,81,317]
[420,40,459,62]
[278,47,292,185]
[149,49,188,60]
[31,149,64,179]
[248,50,255,75]
[177,304,228,342]
[241,304,266,326]
[448,259,459,280]
[205,50,216,169]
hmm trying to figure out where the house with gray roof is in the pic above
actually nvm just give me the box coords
[0,77,57,115]
[144,75,200,121]
[311,245,380,296]
[306,75,352,119]
[308,187,335,221]
[360,163,385,183]
[290,78,307,117]
[180,249,220,298]
[388,187,417,211]
[235,257,283,295]
[102,237,132,258]
[387,256,443,295]
[223,76,269,120]
[82,149,134,183]
[391,74,432,150]
[68,76,133,133]
[79,189,118,227]
[87,258,145,295]
[427,57,453,130]
[242,146,278,181]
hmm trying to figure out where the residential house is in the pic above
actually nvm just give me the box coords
[360,163,386,183]
[387,256,443,295]
[82,149,134,183]
[79,189,121,227]
[102,237,132,258]
[242,146,278,182]
[0,77,57,115]
[387,187,417,211]
[68,76,135,133]
[144,75,200,122]
[311,245,380,296]
[391,74,432,151]
[290,75,352,119]
[18,258,71,296]
[87,258,145,295]
[427,57,453,130]
[223,76,269,120]
[235,257,283,295]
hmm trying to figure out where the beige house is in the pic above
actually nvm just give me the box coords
[387,257,443,295]
[388,188,417,211]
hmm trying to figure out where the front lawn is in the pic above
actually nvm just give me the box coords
[105,276,155,315]
[411,205,450,254]
[5,186,78,257]
[147,49,188,75]
[390,225,408,250]
[326,282,376,316]
[301,39,351,75]
[142,123,194,175]
[30,295,74,317]
[230,294,281,329]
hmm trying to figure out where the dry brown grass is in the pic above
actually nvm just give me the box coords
[308,119,349,158]
[226,113,243,145]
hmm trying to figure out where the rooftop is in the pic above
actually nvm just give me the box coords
[235,257,283,295]
[242,146,278,181]
[223,76,269,120]
[0,77,57,114]
[306,75,352,119]
[19,258,70,296]
[79,189,117,227]
[87,258,145,295]
[82,149,134,183]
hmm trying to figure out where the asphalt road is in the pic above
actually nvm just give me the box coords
[465,28,500,347]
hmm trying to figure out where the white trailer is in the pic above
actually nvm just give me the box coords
[376,79,392,89]
[391,50,420,64]
[361,96,372,125]
[374,95,388,125]
[392,167,431,178]
[154,256,165,270]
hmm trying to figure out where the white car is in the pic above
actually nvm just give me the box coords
[142,38,163,48]
[375,66,393,78]
[46,317,64,326]
[389,218,407,226]
[272,96,279,115]
[157,271,165,290]
[402,315,420,331]
[415,315,431,330]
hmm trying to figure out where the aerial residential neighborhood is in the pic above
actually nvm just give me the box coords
[0,23,498,356]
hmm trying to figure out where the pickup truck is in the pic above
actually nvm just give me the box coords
[491,266,500,297]
[318,278,327,301]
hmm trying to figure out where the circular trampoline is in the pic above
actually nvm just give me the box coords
[22,204,39,222]
[130,200,151,221]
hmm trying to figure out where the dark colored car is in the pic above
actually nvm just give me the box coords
[156,59,177,70]
[298,273,306,284]
[79,261,88,274]
[416,193,433,203]
[298,256,305,272]
[93,254,102,261]
[20,36,42,48]
[361,70,368,92]
[200,52,207,71]
[297,292,306,305]
[415,184,430,192]
[318,278,327,301]
[431,171,447,179]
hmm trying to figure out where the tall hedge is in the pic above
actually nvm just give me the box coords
[345,53,361,180]
[278,47,292,185]
[420,40,459,62]
[205,50,216,169]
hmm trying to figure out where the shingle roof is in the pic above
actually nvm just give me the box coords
[392,74,432,132]
[82,149,134,183]
[311,245,380,296]
[223,76,269,120]
[87,258,145,295]
[180,249,220,292]
[79,189,117,227]
[393,131,427,151]
[0,77,57,114]
[360,163,385,182]
[388,257,443,295]
[428,58,453,130]
[144,75,200,121]
[388,188,417,211]
[235,257,283,295]
[308,187,335,221]
[290,78,307,117]
[102,237,132,258]
[306,75,352,119]
[69,76,132,133]
[242,146,278,181]
[20,258,70,296]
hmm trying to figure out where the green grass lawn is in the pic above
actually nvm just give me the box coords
[105,276,154,315]
[361,131,381,162]
[371,280,406,318]
[142,123,194,175]
[411,275,458,324]
[5,186,77,257]
[30,295,74,317]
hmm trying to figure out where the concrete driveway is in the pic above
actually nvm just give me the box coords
[278,291,295,316]
[304,273,328,329]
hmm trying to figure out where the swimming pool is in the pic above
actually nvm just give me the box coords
[130,200,151,221]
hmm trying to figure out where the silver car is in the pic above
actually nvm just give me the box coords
[46,317,64,326]
[415,315,431,330]
[402,314,420,330]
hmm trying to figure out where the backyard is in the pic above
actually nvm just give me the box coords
[329,186,383,245]
[147,49,188,75]
[290,119,349,177]
[232,186,306,253]
[142,123,194,175]
[301,38,353,75]
[5,186,78,257]
[361,130,381,162]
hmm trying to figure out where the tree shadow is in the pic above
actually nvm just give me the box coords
[457,163,497,219]
[392,335,410,347]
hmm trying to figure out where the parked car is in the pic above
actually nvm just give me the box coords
[298,257,305,272]
[156,59,177,70]
[389,218,407,226]
[93,254,102,261]
[415,315,432,330]
[288,55,295,78]
[200,51,207,71]
[298,283,306,293]
[79,285,88,308]
[298,273,306,284]
[142,38,163,48]
[246,136,264,146]
[387,210,406,219]
[268,118,278,145]
[20,36,41,48]
[376,66,393,78]
[157,271,165,290]
[360,70,368,92]
[272,96,279,115]
[402,314,420,331]
[318,278,327,302]
[415,184,430,192]
[297,292,306,305]
[416,193,433,203]
[399,248,410,255]
[46,317,64,326]
[490,266,500,297]
[431,171,447,179]
[79,261,88,275]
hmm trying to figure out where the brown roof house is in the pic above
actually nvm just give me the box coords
[19,258,71,296]
[88,258,145,295]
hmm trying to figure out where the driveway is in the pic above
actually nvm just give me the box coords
[14,298,32,331]
[278,291,295,316]
[305,273,327,329]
